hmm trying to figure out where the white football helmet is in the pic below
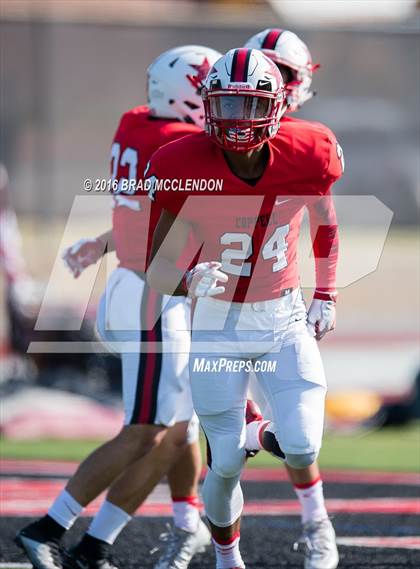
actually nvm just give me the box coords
[147,45,222,128]
[245,29,319,112]
[202,48,287,152]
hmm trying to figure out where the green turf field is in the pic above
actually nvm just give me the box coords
[1,422,419,472]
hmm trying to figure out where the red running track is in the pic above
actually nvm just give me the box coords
[1,459,419,485]
[1,479,419,517]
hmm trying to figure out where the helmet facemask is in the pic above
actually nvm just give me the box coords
[203,88,286,152]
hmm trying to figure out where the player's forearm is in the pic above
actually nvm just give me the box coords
[97,229,115,253]
[308,195,339,294]
[312,224,339,295]
[147,257,187,296]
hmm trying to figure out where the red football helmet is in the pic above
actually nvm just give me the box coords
[202,48,287,152]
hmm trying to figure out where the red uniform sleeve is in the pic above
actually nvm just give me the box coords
[307,130,343,296]
[308,191,339,297]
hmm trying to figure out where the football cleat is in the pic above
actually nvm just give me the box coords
[293,517,339,569]
[63,539,121,569]
[15,521,63,569]
[152,519,211,569]
[63,549,121,569]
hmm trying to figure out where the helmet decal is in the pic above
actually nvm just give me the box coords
[186,57,212,93]
[168,57,180,68]
[230,48,252,83]
[261,29,284,50]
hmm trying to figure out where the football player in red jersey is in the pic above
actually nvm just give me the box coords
[243,29,340,569]
[16,46,222,569]
[147,48,343,569]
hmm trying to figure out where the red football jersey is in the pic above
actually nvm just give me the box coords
[148,119,343,302]
[110,105,200,271]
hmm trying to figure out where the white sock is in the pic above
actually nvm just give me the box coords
[294,478,328,524]
[48,489,83,529]
[213,534,245,569]
[172,496,200,533]
[245,420,271,451]
[87,500,132,545]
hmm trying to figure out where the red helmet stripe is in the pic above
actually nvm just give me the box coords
[262,29,283,50]
[231,48,251,82]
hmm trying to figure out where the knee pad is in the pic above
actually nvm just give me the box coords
[210,435,245,478]
[285,451,318,469]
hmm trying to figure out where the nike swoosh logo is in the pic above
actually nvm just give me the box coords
[275,198,291,206]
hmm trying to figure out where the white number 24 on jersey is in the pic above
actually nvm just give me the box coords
[220,225,290,276]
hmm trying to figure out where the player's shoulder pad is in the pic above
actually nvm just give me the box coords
[113,105,148,136]
[160,121,201,140]
[282,118,344,181]
[147,131,208,176]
